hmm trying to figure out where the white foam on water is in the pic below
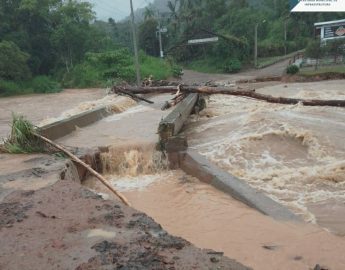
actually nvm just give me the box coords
[104,105,154,123]
[188,89,345,224]
[38,95,136,126]
[109,174,164,192]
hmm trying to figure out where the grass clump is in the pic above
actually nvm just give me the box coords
[184,58,224,74]
[0,80,22,96]
[286,65,300,75]
[3,114,42,154]
[29,76,62,93]
[299,65,345,76]
[0,76,61,97]
[140,53,175,80]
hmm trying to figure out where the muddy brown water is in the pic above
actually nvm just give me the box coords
[2,81,345,269]
[0,88,106,139]
[56,94,172,148]
[184,80,345,234]
[82,80,345,270]
[85,169,345,270]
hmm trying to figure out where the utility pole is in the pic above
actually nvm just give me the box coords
[284,16,289,55]
[254,20,266,68]
[130,0,141,86]
[284,20,287,55]
[158,17,164,58]
[254,23,258,68]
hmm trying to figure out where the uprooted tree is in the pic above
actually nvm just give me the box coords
[111,84,345,108]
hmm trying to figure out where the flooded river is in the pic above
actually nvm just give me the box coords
[82,80,345,269]
[0,88,106,139]
[185,80,345,234]
[85,163,345,270]
[2,81,344,269]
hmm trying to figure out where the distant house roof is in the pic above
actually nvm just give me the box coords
[314,19,345,28]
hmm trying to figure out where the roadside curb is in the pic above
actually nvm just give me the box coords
[179,149,300,222]
[40,106,110,140]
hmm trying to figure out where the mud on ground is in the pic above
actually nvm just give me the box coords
[0,180,250,270]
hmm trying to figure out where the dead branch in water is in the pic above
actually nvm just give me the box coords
[34,133,131,206]
[161,85,187,110]
[112,85,345,107]
[116,89,154,104]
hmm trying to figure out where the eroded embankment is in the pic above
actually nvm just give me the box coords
[0,178,248,270]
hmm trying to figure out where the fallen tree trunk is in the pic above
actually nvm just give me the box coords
[112,85,345,107]
[34,133,131,206]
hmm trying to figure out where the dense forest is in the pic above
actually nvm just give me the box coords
[137,0,345,71]
[0,0,344,95]
[0,0,175,95]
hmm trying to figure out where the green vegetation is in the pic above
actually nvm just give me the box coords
[0,0,175,96]
[223,58,242,73]
[183,58,224,74]
[0,76,62,97]
[62,50,175,88]
[0,41,31,81]
[286,65,299,75]
[141,0,345,72]
[299,65,345,76]
[1,0,344,94]
[140,54,176,80]
[3,115,42,154]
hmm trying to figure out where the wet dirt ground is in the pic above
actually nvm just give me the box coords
[182,59,290,85]
[0,180,249,270]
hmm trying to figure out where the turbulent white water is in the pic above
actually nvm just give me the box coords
[38,95,136,126]
[97,143,169,192]
[186,82,345,225]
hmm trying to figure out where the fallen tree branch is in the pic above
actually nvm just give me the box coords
[34,133,131,206]
[161,93,186,110]
[161,85,186,110]
[112,85,345,107]
[117,89,154,104]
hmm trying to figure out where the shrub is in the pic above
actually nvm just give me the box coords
[63,64,101,88]
[30,76,62,93]
[0,80,22,96]
[3,114,42,154]
[0,41,31,81]
[286,65,299,75]
[62,49,174,88]
[140,54,173,80]
[172,65,183,78]
[223,58,242,73]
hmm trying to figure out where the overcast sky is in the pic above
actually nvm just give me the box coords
[87,0,154,21]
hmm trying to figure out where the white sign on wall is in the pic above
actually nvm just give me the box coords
[187,37,219,45]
